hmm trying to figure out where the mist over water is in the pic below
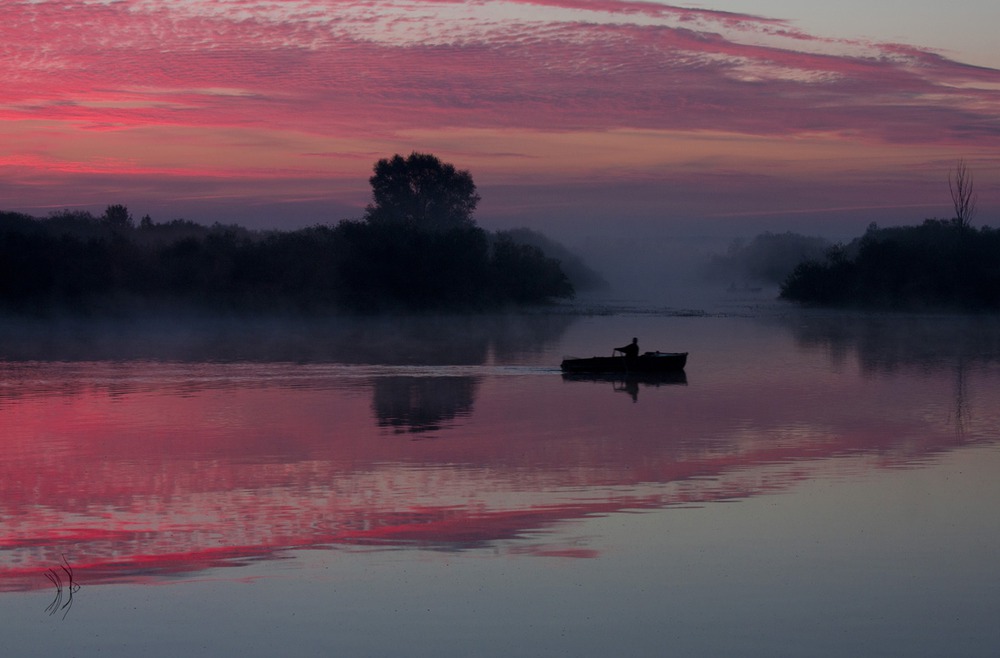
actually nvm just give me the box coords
[565,232,779,313]
[537,208,908,314]
[0,313,574,364]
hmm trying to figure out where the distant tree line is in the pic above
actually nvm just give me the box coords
[780,220,1000,310]
[0,208,573,314]
[718,162,999,311]
[0,153,579,315]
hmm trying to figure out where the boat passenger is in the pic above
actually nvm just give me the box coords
[614,337,639,359]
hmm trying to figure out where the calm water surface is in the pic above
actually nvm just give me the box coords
[1,306,999,656]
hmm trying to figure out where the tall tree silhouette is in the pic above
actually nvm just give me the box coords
[949,159,977,228]
[101,204,134,230]
[364,152,480,231]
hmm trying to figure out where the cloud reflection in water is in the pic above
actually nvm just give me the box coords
[1,314,997,591]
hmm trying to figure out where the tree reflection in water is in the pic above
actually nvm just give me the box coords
[781,313,1000,437]
[372,376,479,434]
[782,313,1000,373]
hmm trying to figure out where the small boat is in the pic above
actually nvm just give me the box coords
[560,351,688,373]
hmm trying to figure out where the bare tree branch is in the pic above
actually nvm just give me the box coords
[949,159,977,228]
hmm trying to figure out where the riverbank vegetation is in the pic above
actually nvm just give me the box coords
[780,162,997,310]
[0,154,583,315]
[779,220,1000,310]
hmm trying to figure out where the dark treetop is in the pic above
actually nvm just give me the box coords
[1,154,580,315]
[364,152,480,232]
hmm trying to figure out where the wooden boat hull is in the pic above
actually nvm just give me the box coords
[560,352,688,373]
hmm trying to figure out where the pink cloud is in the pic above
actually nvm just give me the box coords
[1,0,998,223]
[4,1,994,138]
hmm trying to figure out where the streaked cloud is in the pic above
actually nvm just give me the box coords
[1,0,998,226]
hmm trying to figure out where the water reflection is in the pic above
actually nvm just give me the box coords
[0,314,571,435]
[1,313,998,594]
[781,312,1000,437]
[373,376,479,434]
[561,371,687,402]
[782,312,1000,373]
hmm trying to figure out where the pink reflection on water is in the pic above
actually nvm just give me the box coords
[0,357,991,591]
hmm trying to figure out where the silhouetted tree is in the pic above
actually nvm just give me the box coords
[364,152,480,231]
[498,227,607,291]
[43,210,101,240]
[489,235,573,304]
[949,159,977,228]
[0,197,577,314]
[331,219,492,311]
[102,204,134,230]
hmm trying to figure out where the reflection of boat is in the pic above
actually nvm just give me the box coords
[560,352,688,373]
[561,370,688,386]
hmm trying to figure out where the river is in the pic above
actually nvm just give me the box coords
[1,302,998,656]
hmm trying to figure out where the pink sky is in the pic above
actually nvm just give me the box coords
[2,0,999,236]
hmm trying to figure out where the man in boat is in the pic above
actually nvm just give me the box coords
[614,337,639,359]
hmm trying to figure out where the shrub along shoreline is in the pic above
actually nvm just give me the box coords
[0,209,576,316]
[780,220,1000,311]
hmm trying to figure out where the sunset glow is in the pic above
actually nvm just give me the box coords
[2,0,999,231]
